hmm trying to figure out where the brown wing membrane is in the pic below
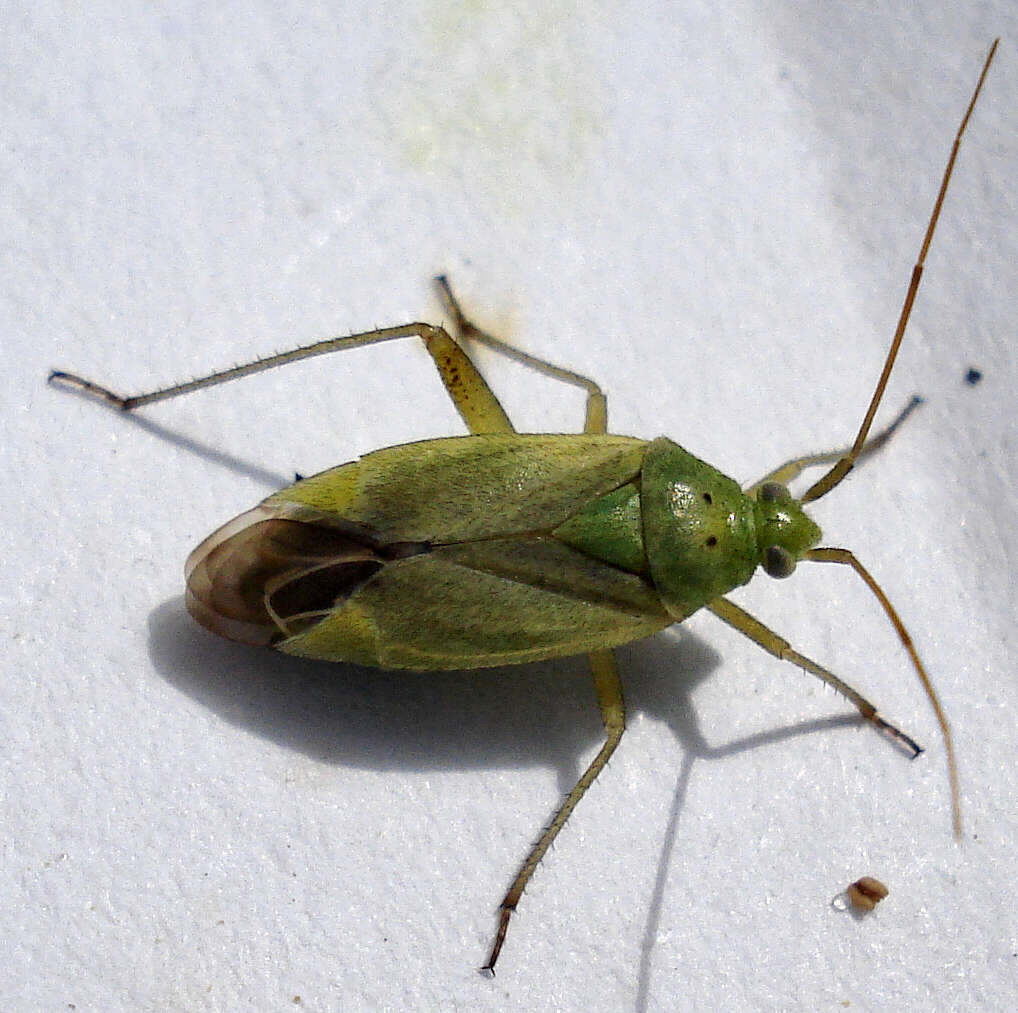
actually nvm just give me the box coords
[185,505,404,645]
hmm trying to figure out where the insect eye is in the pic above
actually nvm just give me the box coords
[764,545,796,579]
[758,482,789,503]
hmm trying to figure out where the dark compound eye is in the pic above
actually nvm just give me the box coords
[759,482,789,503]
[764,544,796,578]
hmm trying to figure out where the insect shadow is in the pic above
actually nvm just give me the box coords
[148,593,860,1000]
[147,595,718,787]
[147,596,860,790]
[70,397,294,491]
[623,633,861,1012]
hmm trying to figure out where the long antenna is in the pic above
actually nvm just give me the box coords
[803,39,998,504]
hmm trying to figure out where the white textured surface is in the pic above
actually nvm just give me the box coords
[4,4,1016,1011]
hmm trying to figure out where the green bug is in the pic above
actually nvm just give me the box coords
[49,41,996,971]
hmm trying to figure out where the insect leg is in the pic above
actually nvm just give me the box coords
[47,279,604,437]
[706,596,923,756]
[484,647,625,971]
[48,317,520,433]
[746,396,923,495]
[437,278,622,966]
[415,322,516,435]
[435,276,608,434]
[434,281,624,967]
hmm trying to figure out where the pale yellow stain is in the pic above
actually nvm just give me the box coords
[371,0,609,223]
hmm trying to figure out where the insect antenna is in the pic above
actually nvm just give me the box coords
[802,38,998,505]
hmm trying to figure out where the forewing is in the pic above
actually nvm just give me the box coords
[271,434,648,543]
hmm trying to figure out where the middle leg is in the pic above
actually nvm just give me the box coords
[435,276,608,434]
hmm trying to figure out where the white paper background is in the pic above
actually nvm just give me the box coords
[3,3,1016,1011]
